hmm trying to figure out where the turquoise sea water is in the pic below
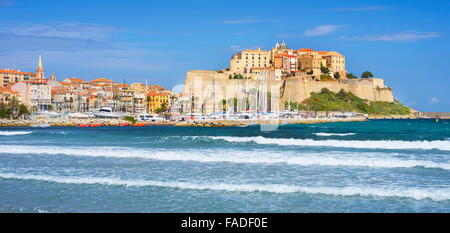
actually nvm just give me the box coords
[0,119,449,213]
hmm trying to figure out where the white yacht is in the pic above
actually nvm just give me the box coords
[93,107,120,119]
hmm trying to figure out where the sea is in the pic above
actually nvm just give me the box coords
[0,119,449,213]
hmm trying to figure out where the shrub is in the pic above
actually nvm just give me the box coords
[123,116,137,123]
[361,71,374,79]
[303,89,410,115]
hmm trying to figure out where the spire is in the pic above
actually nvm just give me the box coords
[38,55,42,68]
[36,55,45,80]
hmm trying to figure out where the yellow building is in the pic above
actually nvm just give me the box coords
[229,48,271,74]
[319,51,346,77]
[147,91,169,113]
[298,55,326,75]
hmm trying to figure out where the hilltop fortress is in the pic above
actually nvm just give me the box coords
[183,41,394,114]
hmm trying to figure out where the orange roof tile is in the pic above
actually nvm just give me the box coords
[115,83,129,87]
[243,50,270,53]
[147,92,169,96]
[22,79,49,84]
[90,78,115,83]
[67,78,84,82]
[0,69,35,76]
[297,48,316,52]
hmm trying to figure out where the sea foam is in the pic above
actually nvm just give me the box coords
[210,136,450,151]
[0,131,32,136]
[314,133,356,136]
[1,145,449,170]
[0,172,449,201]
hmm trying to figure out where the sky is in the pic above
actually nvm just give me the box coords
[0,0,449,112]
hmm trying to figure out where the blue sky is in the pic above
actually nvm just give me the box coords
[0,0,449,111]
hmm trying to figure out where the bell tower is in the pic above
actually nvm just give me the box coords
[36,55,45,80]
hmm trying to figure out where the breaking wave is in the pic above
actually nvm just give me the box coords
[314,133,356,137]
[1,145,449,170]
[0,131,32,136]
[209,136,450,151]
[0,172,448,201]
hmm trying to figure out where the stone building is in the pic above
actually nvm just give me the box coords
[229,48,271,73]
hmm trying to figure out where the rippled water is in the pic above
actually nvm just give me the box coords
[0,119,449,212]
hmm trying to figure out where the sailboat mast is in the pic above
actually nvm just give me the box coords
[145,79,148,114]
[212,73,215,114]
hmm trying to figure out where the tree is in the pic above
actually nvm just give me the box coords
[320,88,332,95]
[320,63,330,75]
[361,71,374,79]
[347,73,357,79]
[155,102,168,114]
[221,99,227,112]
[17,104,30,118]
[334,72,341,80]
[233,97,238,113]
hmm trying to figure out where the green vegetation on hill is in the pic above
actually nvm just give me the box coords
[285,88,410,116]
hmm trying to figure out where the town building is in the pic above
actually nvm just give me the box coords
[0,86,22,105]
[230,48,271,73]
[147,91,170,113]
[0,69,35,87]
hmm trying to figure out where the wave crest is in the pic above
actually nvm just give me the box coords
[0,172,448,201]
[314,133,356,136]
[1,145,449,170]
[210,136,450,151]
[0,131,32,136]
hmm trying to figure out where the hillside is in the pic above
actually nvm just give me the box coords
[286,88,410,116]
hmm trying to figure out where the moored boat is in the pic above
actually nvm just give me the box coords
[89,123,104,127]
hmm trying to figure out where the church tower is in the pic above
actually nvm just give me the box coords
[36,55,45,80]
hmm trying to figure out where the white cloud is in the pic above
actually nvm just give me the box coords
[227,45,262,52]
[304,25,341,37]
[3,23,120,41]
[429,97,439,104]
[331,6,386,12]
[342,31,441,42]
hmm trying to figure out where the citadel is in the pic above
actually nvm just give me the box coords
[182,41,395,115]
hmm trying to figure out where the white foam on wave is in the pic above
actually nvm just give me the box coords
[210,136,450,151]
[314,133,356,137]
[0,172,448,201]
[0,131,32,136]
[1,145,449,170]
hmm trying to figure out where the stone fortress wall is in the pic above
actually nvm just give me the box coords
[183,70,394,114]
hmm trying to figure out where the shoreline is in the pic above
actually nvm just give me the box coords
[0,116,434,128]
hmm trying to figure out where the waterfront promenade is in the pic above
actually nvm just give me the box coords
[0,117,369,127]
